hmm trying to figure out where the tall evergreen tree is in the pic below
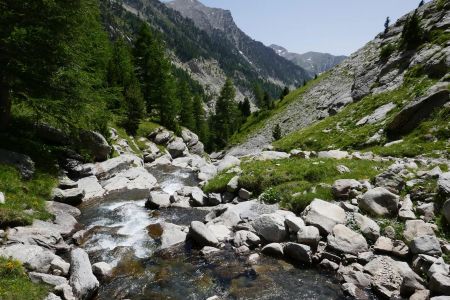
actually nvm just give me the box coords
[400,11,424,50]
[280,86,290,100]
[0,0,111,132]
[240,98,251,117]
[178,81,195,130]
[384,17,391,34]
[158,59,179,131]
[193,95,207,143]
[418,0,425,7]
[263,91,272,109]
[213,78,236,148]
[253,84,264,108]
[107,38,145,135]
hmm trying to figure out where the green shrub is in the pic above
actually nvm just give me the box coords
[379,43,396,61]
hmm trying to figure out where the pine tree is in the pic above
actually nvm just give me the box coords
[384,17,391,34]
[418,0,425,7]
[158,59,179,131]
[0,0,111,132]
[107,38,145,135]
[179,81,195,130]
[241,98,251,117]
[263,92,272,109]
[123,78,145,135]
[280,86,290,100]
[272,124,282,140]
[253,84,264,108]
[400,11,424,50]
[193,95,207,142]
[213,78,236,148]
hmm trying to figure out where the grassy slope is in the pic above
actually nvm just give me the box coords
[274,72,449,158]
[0,257,49,299]
[204,157,389,214]
[229,74,329,146]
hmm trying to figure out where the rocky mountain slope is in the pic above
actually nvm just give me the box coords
[230,0,449,156]
[120,0,309,107]
[270,44,347,76]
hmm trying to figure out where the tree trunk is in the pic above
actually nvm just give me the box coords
[0,82,11,131]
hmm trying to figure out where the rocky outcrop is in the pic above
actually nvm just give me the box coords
[79,131,111,162]
[387,83,449,138]
[0,149,35,179]
[327,224,368,255]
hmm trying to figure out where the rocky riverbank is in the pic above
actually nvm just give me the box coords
[1,125,450,300]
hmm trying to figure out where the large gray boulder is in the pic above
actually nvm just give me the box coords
[69,248,99,300]
[327,224,368,255]
[252,151,290,161]
[387,83,449,138]
[354,213,380,241]
[233,230,261,248]
[167,137,187,158]
[284,215,305,233]
[51,188,85,206]
[76,176,105,202]
[301,199,346,234]
[189,221,219,247]
[261,243,284,257]
[216,155,240,173]
[443,199,450,225]
[79,131,111,162]
[0,244,57,273]
[0,149,35,179]
[410,235,442,256]
[317,150,349,159]
[6,224,68,251]
[94,154,141,180]
[429,273,450,295]
[283,242,312,264]
[359,187,399,217]
[46,201,81,218]
[145,191,171,209]
[251,213,287,242]
[332,179,362,199]
[297,226,321,247]
[403,220,436,243]
[439,172,450,197]
[29,272,68,287]
[101,167,157,201]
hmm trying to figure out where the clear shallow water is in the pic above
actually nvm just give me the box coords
[78,166,346,300]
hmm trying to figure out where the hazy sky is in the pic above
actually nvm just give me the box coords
[189,0,429,56]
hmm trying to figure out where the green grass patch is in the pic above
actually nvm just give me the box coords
[203,172,237,194]
[229,73,331,146]
[377,218,405,241]
[0,257,49,299]
[0,164,55,228]
[205,157,388,214]
[273,75,444,158]
[136,120,161,139]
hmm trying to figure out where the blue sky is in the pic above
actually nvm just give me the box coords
[189,0,429,56]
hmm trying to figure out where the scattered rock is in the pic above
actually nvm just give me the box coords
[284,242,312,264]
[253,151,290,161]
[410,235,442,256]
[301,199,346,234]
[226,176,239,193]
[200,246,221,256]
[69,248,99,300]
[216,155,241,173]
[260,243,284,259]
[251,213,287,242]
[51,188,85,206]
[29,272,68,287]
[50,257,70,277]
[319,258,339,271]
[76,176,105,202]
[356,102,396,126]
[439,172,450,197]
[327,224,368,255]
[398,195,416,220]
[429,273,450,295]
[359,187,399,217]
[284,215,305,233]
[233,230,260,248]
[332,179,362,199]
[336,165,350,174]
[92,262,113,280]
[403,220,436,243]
[79,131,111,162]
[0,244,57,273]
[354,213,380,241]
[317,150,349,159]
[207,193,222,206]
[189,221,219,247]
[145,191,171,209]
[297,226,321,248]
[167,137,187,158]
[238,188,252,200]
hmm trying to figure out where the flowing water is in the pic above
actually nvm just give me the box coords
[78,165,346,300]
